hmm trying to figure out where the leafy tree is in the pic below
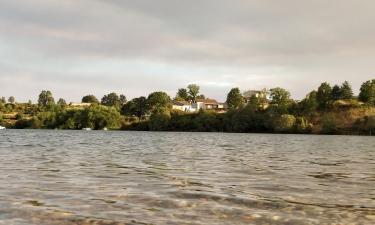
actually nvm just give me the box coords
[340,81,353,99]
[269,87,290,105]
[197,94,206,99]
[187,84,200,102]
[120,94,127,105]
[54,105,121,130]
[321,114,337,134]
[147,91,171,112]
[121,97,148,120]
[8,96,15,104]
[82,95,99,103]
[299,91,318,115]
[331,85,341,101]
[38,90,55,107]
[148,109,171,131]
[226,88,244,109]
[57,98,67,106]
[0,97,5,104]
[359,79,375,105]
[316,82,332,109]
[176,88,189,101]
[101,92,121,108]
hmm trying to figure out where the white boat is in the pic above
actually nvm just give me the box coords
[82,128,92,131]
[103,127,108,131]
[0,126,5,130]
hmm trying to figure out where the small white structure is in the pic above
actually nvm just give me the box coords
[172,101,195,112]
[82,128,92,131]
[0,126,5,130]
[172,99,228,113]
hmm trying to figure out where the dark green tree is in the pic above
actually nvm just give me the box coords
[38,90,55,107]
[268,87,292,114]
[316,82,332,109]
[75,105,120,130]
[120,94,127,105]
[57,98,67,106]
[148,109,171,131]
[0,97,5,104]
[197,94,206,99]
[176,88,189,101]
[147,91,171,112]
[359,79,375,105]
[8,96,15,104]
[299,91,318,115]
[340,81,353,99]
[226,88,244,109]
[187,84,200,102]
[82,95,99,103]
[121,97,148,120]
[331,85,341,101]
[101,92,121,108]
[269,87,291,105]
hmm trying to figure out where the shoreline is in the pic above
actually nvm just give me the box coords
[2,128,373,136]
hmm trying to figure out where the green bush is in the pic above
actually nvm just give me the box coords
[273,114,296,133]
[149,110,171,131]
[321,115,337,134]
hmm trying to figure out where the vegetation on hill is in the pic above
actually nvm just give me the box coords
[1,80,375,135]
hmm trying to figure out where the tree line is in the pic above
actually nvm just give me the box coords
[1,79,374,135]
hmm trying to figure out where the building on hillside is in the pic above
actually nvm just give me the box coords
[243,89,268,102]
[172,98,228,113]
[172,101,194,112]
[243,89,269,109]
[193,98,228,112]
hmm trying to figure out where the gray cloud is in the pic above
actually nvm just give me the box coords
[0,0,374,102]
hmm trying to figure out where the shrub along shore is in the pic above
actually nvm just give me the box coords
[1,80,374,135]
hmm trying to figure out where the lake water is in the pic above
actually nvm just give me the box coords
[0,130,374,225]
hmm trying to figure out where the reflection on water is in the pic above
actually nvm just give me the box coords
[0,130,374,225]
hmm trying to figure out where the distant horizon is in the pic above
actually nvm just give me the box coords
[0,79,367,104]
[1,1,374,102]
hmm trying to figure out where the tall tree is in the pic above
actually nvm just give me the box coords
[331,85,341,101]
[8,96,15,104]
[176,88,189,101]
[226,88,244,109]
[147,91,171,112]
[57,98,67,106]
[101,92,121,108]
[187,84,200,102]
[269,87,290,105]
[269,87,291,114]
[121,97,148,120]
[299,91,318,115]
[120,94,127,105]
[359,79,375,105]
[197,94,206,99]
[82,95,99,103]
[316,82,332,109]
[38,90,55,107]
[340,81,353,99]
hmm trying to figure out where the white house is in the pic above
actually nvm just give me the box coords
[172,101,194,112]
[173,99,228,113]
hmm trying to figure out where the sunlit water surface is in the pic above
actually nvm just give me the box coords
[0,130,374,225]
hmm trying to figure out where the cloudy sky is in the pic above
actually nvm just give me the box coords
[0,0,374,102]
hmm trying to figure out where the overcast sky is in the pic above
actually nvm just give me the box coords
[0,0,374,102]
